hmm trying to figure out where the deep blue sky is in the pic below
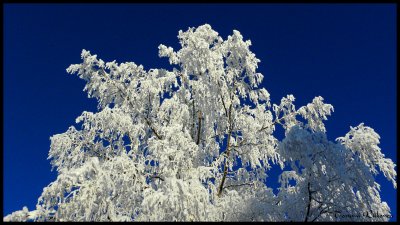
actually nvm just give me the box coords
[3,4,397,221]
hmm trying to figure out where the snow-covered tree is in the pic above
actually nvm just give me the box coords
[4,24,396,222]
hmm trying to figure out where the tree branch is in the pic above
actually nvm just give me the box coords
[99,69,163,140]
[145,117,162,140]
[150,175,164,182]
[304,181,312,222]
[259,111,299,132]
[192,99,196,139]
[220,93,228,117]
[217,103,234,197]
[196,111,202,145]
[223,182,254,190]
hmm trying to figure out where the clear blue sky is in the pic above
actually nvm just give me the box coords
[3,4,397,221]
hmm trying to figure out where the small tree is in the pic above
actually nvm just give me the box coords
[4,24,396,222]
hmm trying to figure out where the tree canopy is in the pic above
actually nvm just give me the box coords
[4,24,396,222]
